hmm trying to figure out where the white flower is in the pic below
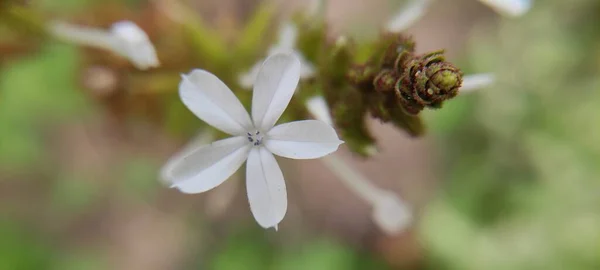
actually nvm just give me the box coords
[387,0,531,32]
[48,20,159,70]
[238,22,316,88]
[162,53,343,230]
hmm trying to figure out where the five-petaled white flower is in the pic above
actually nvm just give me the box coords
[238,22,316,88]
[161,53,343,230]
[48,20,159,70]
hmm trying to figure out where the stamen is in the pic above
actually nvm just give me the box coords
[247,130,263,146]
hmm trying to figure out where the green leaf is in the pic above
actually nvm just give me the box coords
[234,2,276,64]
[183,17,230,69]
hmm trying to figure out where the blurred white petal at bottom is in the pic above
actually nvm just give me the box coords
[372,191,413,235]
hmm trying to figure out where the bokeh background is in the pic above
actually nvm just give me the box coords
[1,0,600,269]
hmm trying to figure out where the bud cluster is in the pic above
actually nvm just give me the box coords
[348,34,463,116]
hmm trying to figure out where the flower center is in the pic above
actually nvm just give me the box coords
[246,131,264,146]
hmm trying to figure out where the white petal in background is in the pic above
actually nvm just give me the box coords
[271,24,315,79]
[265,120,343,159]
[251,54,301,131]
[239,50,315,89]
[48,21,115,50]
[386,0,432,33]
[460,73,495,93]
[371,191,413,235]
[479,0,532,17]
[110,21,160,70]
[305,96,334,126]
[165,136,252,194]
[48,20,159,70]
[276,22,298,50]
[320,155,413,235]
[238,62,262,89]
[246,147,288,230]
[180,70,254,135]
[238,23,315,89]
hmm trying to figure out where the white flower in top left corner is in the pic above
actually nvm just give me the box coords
[161,53,343,230]
[48,20,159,70]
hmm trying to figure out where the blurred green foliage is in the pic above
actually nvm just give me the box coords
[0,43,88,170]
[423,1,600,270]
[0,221,55,269]
[209,228,389,270]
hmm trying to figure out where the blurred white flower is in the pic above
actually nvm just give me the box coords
[479,0,532,17]
[306,96,334,126]
[48,20,159,70]
[371,190,413,234]
[162,53,343,230]
[387,0,532,32]
[239,22,316,88]
[321,154,413,234]
[460,73,496,93]
[386,0,433,33]
[305,96,413,235]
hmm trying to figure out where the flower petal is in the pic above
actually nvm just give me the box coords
[251,53,301,131]
[164,136,251,194]
[48,21,116,50]
[299,54,317,79]
[160,131,213,185]
[240,50,313,90]
[265,120,343,159]
[305,96,333,126]
[180,70,254,135]
[386,0,432,33]
[238,61,262,89]
[276,22,298,50]
[479,0,532,17]
[372,191,413,235]
[110,21,160,70]
[246,147,287,229]
[460,73,495,93]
